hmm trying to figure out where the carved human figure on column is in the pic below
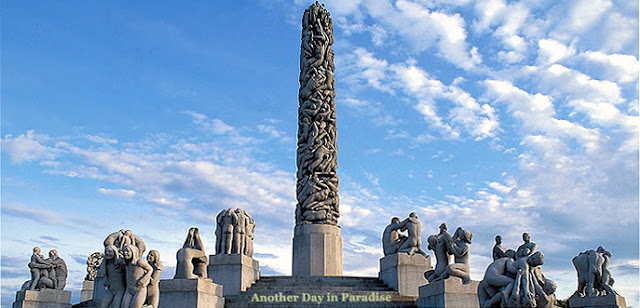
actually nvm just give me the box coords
[175,227,207,279]
[296,2,339,226]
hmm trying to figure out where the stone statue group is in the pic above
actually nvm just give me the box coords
[98,229,163,308]
[382,214,623,308]
[214,208,255,257]
[22,247,68,291]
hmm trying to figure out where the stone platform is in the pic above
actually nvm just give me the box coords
[207,253,259,296]
[568,293,627,308]
[13,289,72,308]
[379,253,432,297]
[292,224,343,276]
[417,277,479,308]
[224,276,417,307]
[158,278,224,308]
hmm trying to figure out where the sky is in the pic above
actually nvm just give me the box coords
[1,0,638,306]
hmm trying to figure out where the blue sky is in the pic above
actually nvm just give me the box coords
[2,0,638,306]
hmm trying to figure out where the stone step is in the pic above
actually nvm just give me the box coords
[224,276,417,308]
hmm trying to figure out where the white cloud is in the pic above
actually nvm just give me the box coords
[581,51,639,83]
[537,39,576,65]
[2,130,59,163]
[84,135,118,144]
[524,64,623,105]
[98,188,136,198]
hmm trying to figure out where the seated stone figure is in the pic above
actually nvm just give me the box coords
[382,217,406,256]
[424,223,452,282]
[382,213,426,257]
[174,227,208,279]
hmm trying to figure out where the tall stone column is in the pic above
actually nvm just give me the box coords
[292,1,342,276]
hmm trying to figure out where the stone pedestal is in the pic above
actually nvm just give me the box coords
[417,277,480,308]
[292,224,342,276]
[80,281,94,303]
[378,253,432,297]
[568,293,627,308]
[207,254,259,296]
[13,289,72,308]
[158,278,223,308]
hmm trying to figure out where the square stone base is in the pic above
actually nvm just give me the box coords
[13,289,72,308]
[417,277,479,308]
[378,253,432,297]
[292,224,342,276]
[568,293,627,308]
[207,254,259,296]
[80,281,94,303]
[158,278,223,308]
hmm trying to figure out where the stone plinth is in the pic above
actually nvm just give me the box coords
[417,277,479,308]
[569,293,627,308]
[158,278,223,308]
[80,281,94,303]
[207,254,259,296]
[292,224,342,276]
[378,253,432,297]
[13,289,72,308]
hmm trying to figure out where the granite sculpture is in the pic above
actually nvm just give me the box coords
[424,225,473,284]
[492,235,507,261]
[292,2,343,276]
[382,213,427,256]
[572,246,619,297]
[98,230,159,308]
[175,227,208,279]
[295,0,339,226]
[214,209,255,256]
[145,250,163,308]
[24,247,68,291]
[477,233,557,308]
[85,251,104,281]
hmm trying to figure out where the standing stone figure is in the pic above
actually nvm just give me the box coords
[145,250,162,308]
[27,247,53,290]
[47,249,68,290]
[424,223,453,282]
[98,245,125,308]
[214,208,255,257]
[296,1,339,226]
[85,251,104,281]
[121,245,152,308]
[572,246,619,298]
[98,230,157,308]
[175,227,208,279]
